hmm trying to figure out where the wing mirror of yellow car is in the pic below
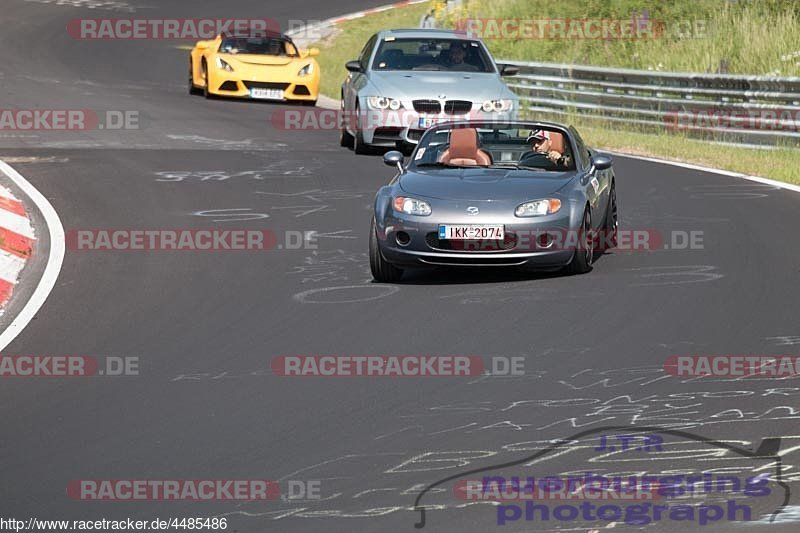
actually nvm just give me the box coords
[195,41,210,51]
[300,47,320,58]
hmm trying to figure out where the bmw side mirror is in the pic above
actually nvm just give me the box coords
[591,154,613,171]
[498,64,519,76]
[383,150,404,172]
[345,60,362,73]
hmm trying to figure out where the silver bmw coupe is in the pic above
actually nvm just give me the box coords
[341,29,519,154]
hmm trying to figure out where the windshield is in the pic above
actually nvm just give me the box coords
[372,38,495,73]
[219,37,298,56]
[409,124,577,172]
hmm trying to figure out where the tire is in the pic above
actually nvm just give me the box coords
[188,60,202,95]
[201,60,213,99]
[599,182,618,252]
[369,219,403,283]
[565,207,594,275]
[353,104,371,155]
[339,96,354,148]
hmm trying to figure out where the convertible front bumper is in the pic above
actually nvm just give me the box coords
[376,215,577,268]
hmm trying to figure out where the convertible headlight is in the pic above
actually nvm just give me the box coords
[297,63,314,77]
[393,196,431,216]
[215,57,234,72]
[481,99,513,113]
[367,96,403,110]
[515,199,561,217]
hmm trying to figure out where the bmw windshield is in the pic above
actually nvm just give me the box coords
[372,38,495,73]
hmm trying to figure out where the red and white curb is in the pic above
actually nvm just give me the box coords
[0,160,65,351]
[0,183,35,307]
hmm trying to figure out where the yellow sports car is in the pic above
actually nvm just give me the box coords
[189,30,320,105]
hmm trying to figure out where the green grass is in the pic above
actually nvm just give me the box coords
[437,0,800,76]
[311,0,800,184]
[577,121,800,185]
[313,2,432,100]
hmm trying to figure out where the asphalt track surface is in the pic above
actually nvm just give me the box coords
[2,0,800,532]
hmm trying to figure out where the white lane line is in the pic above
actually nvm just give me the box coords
[0,251,27,285]
[0,160,65,351]
[0,206,35,239]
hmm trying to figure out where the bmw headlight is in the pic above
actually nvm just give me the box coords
[215,57,234,72]
[481,99,513,113]
[367,96,403,110]
[515,199,561,217]
[393,196,431,216]
[297,63,314,77]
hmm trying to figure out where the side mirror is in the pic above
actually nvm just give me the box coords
[307,47,320,57]
[345,60,363,73]
[195,41,210,51]
[498,64,519,76]
[383,150,405,172]
[591,154,613,171]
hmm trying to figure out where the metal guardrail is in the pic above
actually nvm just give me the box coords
[501,60,800,146]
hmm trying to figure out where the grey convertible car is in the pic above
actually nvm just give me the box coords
[369,121,618,282]
[340,29,519,154]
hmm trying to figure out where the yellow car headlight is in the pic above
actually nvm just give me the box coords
[297,63,314,77]
[215,57,234,72]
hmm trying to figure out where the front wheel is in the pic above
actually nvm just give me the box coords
[201,60,213,99]
[339,98,354,148]
[188,60,202,95]
[565,207,594,275]
[599,182,618,252]
[369,219,403,283]
[353,105,371,155]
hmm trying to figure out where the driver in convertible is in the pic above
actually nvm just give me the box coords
[519,129,571,169]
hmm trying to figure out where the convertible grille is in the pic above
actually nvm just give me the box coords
[243,81,289,90]
[412,100,441,114]
[444,100,472,114]
[425,232,517,252]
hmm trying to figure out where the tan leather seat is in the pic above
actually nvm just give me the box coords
[438,128,492,166]
[548,131,565,154]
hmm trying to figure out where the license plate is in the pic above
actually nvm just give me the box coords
[250,88,283,100]
[418,116,446,129]
[438,225,504,240]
